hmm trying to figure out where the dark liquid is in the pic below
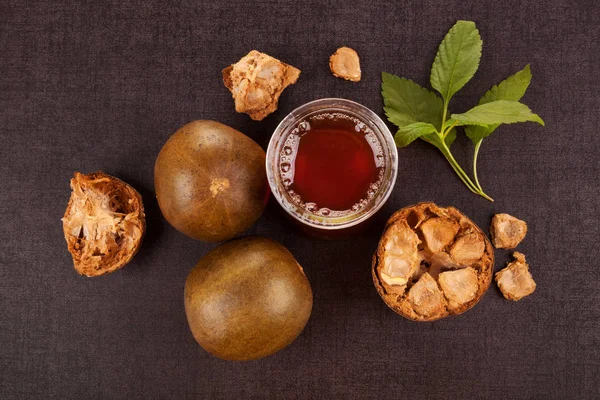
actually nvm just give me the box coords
[281,113,384,213]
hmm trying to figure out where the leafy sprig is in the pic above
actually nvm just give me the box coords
[382,20,544,201]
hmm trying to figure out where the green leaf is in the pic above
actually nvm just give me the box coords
[430,20,482,103]
[451,100,545,126]
[382,72,443,129]
[465,65,532,143]
[479,64,531,104]
[394,122,438,148]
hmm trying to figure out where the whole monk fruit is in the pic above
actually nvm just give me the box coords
[184,236,313,360]
[154,120,269,242]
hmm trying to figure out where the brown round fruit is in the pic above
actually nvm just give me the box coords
[184,236,313,360]
[62,171,145,277]
[154,120,269,242]
[372,202,494,321]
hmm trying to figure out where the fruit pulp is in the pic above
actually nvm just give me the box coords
[280,112,384,214]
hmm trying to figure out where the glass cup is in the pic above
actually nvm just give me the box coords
[266,98,398,238]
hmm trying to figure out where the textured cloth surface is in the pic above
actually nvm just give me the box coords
[1,1,599,399]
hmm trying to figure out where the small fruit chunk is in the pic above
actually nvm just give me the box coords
[427,251,459,278]
[450,232,485,265]
[495,252,536,301]
[372,202,494,321]
[329,47,361,82]
[490,213,527,249]
[62,171,145,277]
[439,267,479,310]
[222,50,301,121]
[407,273,446,318]
[154,120,269,242]
[379,220,421,287]
[420,217,459,253]
[184,237,313,361]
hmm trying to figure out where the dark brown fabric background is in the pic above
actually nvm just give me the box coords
[1,0,599,399]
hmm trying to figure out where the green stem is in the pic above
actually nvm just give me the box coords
[448,158,480,194]
[436,102,493,201]
[441,101,449,132]
[438,104,476,191]
[438,137,494,201]
[443,120,459,139]
[477,188,494,202]
[473,140,483,191]
[438,142,478,192]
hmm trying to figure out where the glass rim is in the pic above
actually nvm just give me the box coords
[266,98,398,231]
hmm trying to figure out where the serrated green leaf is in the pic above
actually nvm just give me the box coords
[394,122,438,148]
[451,100,545,126]
[430,20,482,103]
[382,72,443,129]
[465,65,532,143]
[479,64,531,104]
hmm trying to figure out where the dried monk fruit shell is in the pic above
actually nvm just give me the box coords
[62,171,145,277]
[495,252,536,301]
[372,202,494,321]
[329,47,361,82]
[222,50,301,121]
[490,213,527,249]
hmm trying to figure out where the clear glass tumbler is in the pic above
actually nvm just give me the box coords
[266,98,398,238]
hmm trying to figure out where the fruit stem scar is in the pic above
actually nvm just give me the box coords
[210,178,230,196]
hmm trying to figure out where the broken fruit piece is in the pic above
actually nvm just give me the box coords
[62,171,145,277]
[490,213,527,249]
[379,220,421,287]
[450,232,485,265]
[372,202,494,321]
[407,273,446,318]
[329,47,361,82]
[420,217,459,253]
[495,252,536,301]
[222,50,300,121]
[427,251,459,278]
[439,267,479,310]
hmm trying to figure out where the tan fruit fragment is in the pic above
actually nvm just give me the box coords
[62,171,145,277]
[380,220,420,287]
[329,47,361,82]
[450,232,485,265]
[426,251,459,279]
[407,273,446,318]
[222,50,301,121]
[490,213,527,249]
[495,252,536,301]
[420,217,460,253]
[439,267,479,310]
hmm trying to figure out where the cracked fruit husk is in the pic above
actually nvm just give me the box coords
[490,213,528,249]
[222,50,301,121]
[495,252,536,301]
[62,171,145,277]
[372,202,494,321]
[184,236,313,361]
[329,47,361,82]
[154,120,269,242]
